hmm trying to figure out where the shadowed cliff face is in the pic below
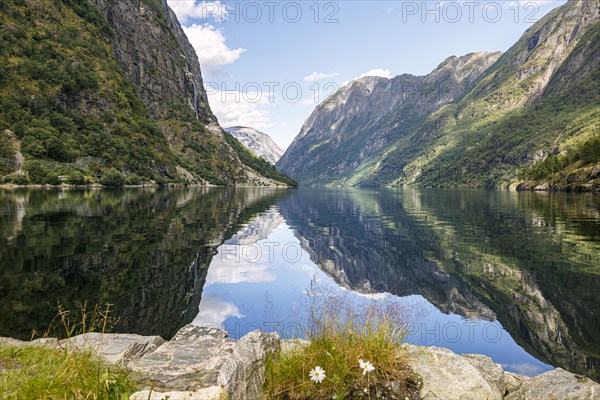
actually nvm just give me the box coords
[0,188,286,340]
[89,0,213,124]
[278,189,600,381]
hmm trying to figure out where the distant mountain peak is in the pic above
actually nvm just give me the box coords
[225,127,285,164]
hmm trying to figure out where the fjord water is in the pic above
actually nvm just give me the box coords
[1,188,599,380]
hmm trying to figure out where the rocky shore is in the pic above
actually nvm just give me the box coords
[1,325,599,400]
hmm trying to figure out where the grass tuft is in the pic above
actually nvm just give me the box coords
[264,287,421,399]
[34,301,118,340]
[0,345,135,399]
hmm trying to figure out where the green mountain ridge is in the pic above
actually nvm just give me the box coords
[277,0,599,190]
[0,0,295,187]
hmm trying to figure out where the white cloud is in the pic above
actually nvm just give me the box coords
[206,88,275,130]
[183,24,245,75]
[501,362,547,377]
[304,72,339,82]
[357,68,393,79]
[167,0,227,23]
[194,294,244,326]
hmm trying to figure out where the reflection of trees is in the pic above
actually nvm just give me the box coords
[279,188,600,381]
[0,188,287,340]
[401,189,600,381]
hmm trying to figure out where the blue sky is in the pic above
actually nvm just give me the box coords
[167,0,567,149]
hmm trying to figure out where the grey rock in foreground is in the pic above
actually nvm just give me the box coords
[405,344,600,400]
[218,330,280,400]
[461,353,507,395]
[3,327,600,399]
[127,325,235,391]
[61,333,164,366]
[504,371,528,394]
[130,386,225,400]
[280,338,310,355]
[128,326,280,399]
[0,337,60,348]
[505,368,600,400]
[405,345,504,400]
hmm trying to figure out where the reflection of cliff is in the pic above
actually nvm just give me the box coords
[1,191,28,242]
[225,206,283,245]
[278,189,495,321]
[279,189,600,381]
[0,188,285,340]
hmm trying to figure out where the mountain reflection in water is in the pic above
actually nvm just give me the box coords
[1,188,598,381]
[197,189,600,380]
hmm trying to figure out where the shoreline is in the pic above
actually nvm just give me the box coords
[1,182,599,192]
[1,325,598,400]
[0,183,296,189]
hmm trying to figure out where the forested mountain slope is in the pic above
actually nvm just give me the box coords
[0,0,294,186]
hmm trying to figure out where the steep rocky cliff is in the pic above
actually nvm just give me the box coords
[279,0,599,188]
[225,126,285,165]
[277,52,501,186]
[89,0,213,124]
[0,0,293,186]
[410,0,600,189]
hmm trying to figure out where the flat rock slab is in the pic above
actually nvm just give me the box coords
[61,333,164,366]
[128,325,235,391]
[0,337,60,348]
[505,368,600,400]
[0,337,30,347]
[280,338,309,355]
[130,386,226,400]
[405,345,504,400]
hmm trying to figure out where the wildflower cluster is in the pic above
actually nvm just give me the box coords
[264,290,422,399]
[309,359,375,384]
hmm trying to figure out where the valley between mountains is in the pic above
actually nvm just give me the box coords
[0,0,598,190]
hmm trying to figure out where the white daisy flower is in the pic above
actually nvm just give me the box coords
[309,366,326,383]
[359,359,375,375]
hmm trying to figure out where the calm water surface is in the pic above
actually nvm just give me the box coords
[1,188,599,380]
